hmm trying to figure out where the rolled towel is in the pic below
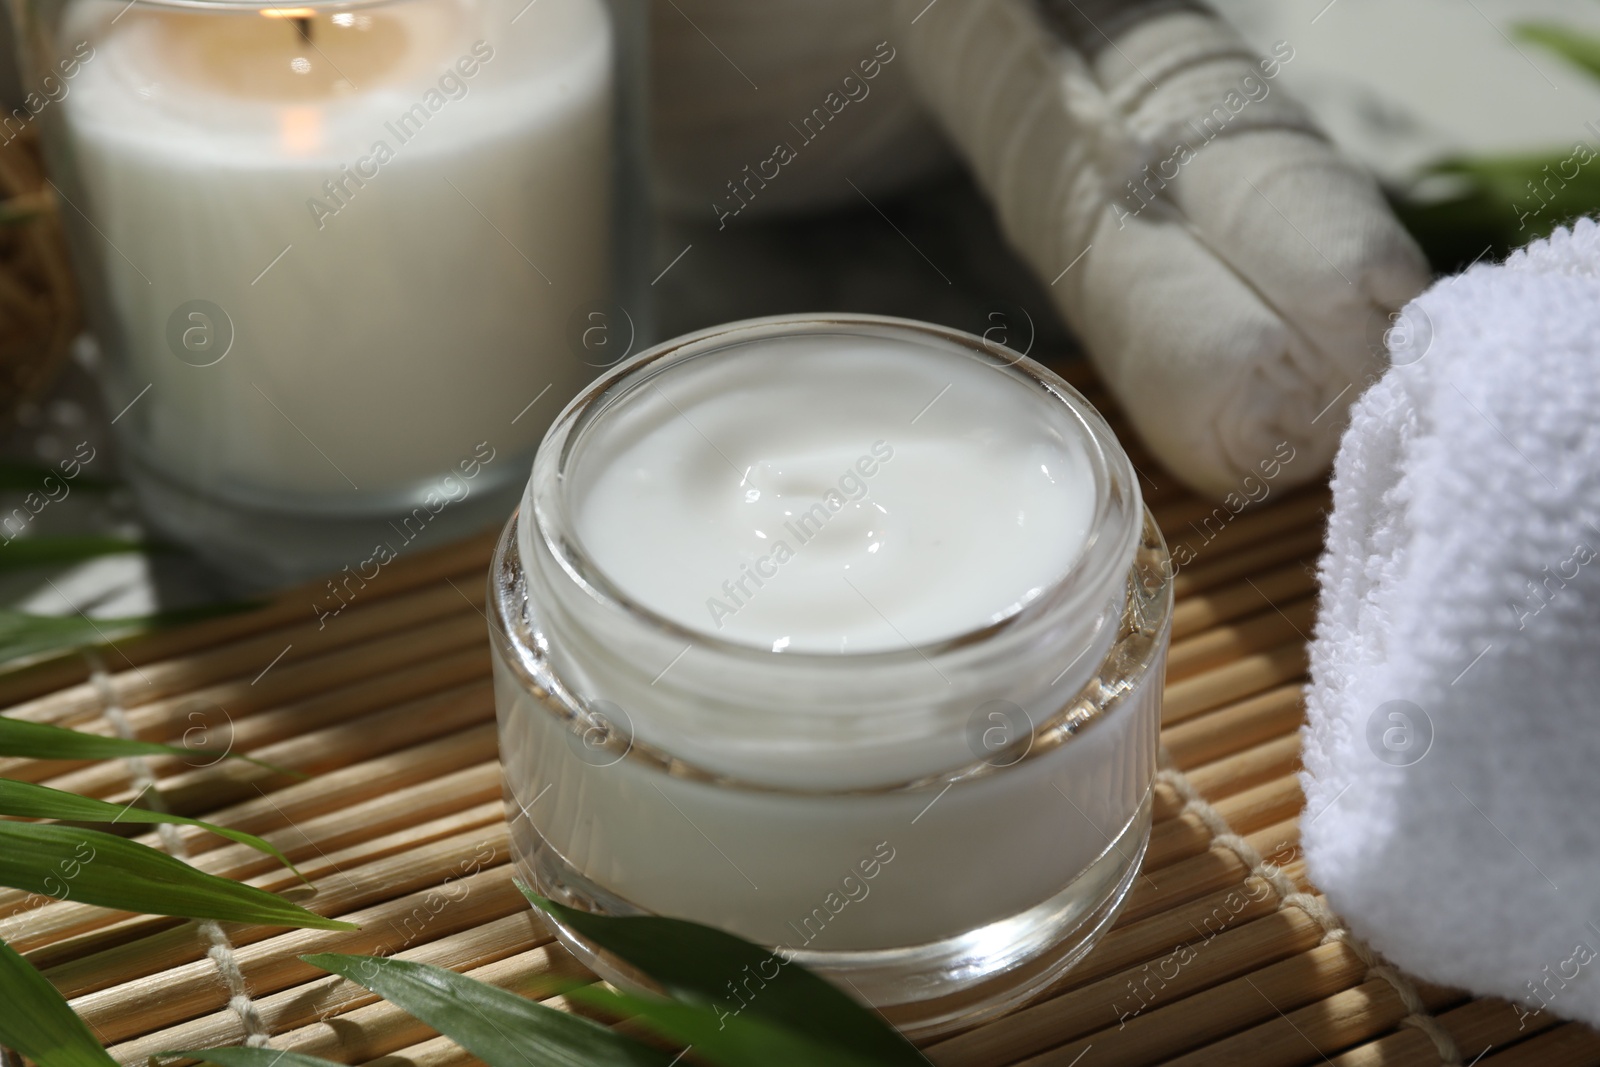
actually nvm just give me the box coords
[894,0,1430,497]
[1304,219,1600,1028]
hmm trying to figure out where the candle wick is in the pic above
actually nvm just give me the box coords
[293,15,312,43]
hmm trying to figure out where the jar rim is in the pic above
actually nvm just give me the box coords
[525,312,1143,666]
[490,505,1175,795]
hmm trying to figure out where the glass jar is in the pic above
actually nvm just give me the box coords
[489,314,1172,1038]
[9,0,648,587]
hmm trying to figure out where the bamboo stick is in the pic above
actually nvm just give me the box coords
[1010,938,1367,1067]
[1163,644,1308,726]
[0,655,98,717]
[2,569,490,728]
[1171,526,1326,600]
[1135,477,1185,510]
[1166,597,1315,681]
[160,722,498,845]
[1144,773,1302,878]
[1163,490,1328,575]
[37,678,495,815]
[1481,1022,1600,1065]
[1276,856,1311,891]
[73,865,527,1043]
[930,909,1334,1067]
[1118,846,1252,926]
[1186,733,1302,801]
[1328,995,1547,1067]
[0,528,499,709]
[362,1035,482,1067]
[0,751,499,921]
[10,818,506,959]
[1151,493,1235,534]
[1161,684,1304,770]
[1171,561,1317,640]
[6,641,490,793]
[1069,875,1281,989]
[1151,487,1323,544]
[1159,976,1409,1067]
[1368,1029,1456,1067]
[2,775,505,951]
[0,611,488,786]
[1213,774,1303,837]
[1162,519,1323,598]
[111,942,588,1066]
[20,795,501,970]
[1246,817,1305,887]
[1413,978,1469,1005]
[34,792,504,990]
[1145,813,1213,872]
[171,761,502,868]
[144,644,488,775]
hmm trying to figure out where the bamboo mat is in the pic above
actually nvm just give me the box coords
[3,364,1599,1067]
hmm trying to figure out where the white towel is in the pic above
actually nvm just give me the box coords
[1304,219,1600,1029]
[895,0,1431,497]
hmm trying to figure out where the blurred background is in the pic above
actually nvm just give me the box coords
[6,0,1600,656]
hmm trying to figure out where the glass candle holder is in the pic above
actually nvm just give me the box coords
[489,314,1172,1038]
[9,0,647,587]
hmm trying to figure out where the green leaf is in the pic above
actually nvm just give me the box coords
[0,460,113,492]
[302,952,673,1067]
[0,600,261,668]
[0,715,297,776]
[0,536,152,572]
[0,935,118,1067]
[165,1048,347,1067]
[521,886,927,1067]
[565,984,889,1067]
[1516,22,1600,82]
[0,823,352,929]
[0,778,303,881]
[0,612,116,666]
[0,200,44,227]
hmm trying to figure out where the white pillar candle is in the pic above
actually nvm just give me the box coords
[492,316,1172,1032]
[58,0,611,503]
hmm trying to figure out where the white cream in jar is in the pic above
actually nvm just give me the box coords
[571,333,1098,652]
[491,315,1172,1036]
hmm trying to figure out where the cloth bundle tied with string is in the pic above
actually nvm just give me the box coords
[652,0,1431,496]
[894,0,1430,495]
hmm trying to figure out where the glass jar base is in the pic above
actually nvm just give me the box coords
[512,788,1152,1042]
[122,449,526,591]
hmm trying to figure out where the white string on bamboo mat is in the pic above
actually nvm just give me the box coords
[82,649,273,1049]
[1155,750,1463,1065]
